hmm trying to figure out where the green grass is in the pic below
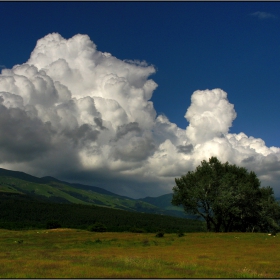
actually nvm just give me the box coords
[0,176,161,213]
[0,229,279,278]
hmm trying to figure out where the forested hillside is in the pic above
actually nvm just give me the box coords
[0,192,205,233]
[0,167,186,217]
[0,167,205,232]
[138,193,196,219]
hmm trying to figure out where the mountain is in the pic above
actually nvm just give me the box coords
[138,193,198,219]
[0,168,45,184]
[0,191,205,233]
[138,193,175,209]
[0,167,183,217]
[40,176,131,198]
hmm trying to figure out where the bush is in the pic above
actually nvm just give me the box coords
[88,222,107,232]
[177,231,185,237]
[155,231,164,238]
[46,220,61,229]
[129,227,146,233]
[94,238,102,243]
[142,238,150,246]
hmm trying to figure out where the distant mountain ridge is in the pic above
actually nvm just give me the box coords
[0,167,185,218]
[40,175,129,198]
[0,168,45,184]
[139,193,175,208]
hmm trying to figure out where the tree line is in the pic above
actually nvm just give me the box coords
[0,192,205,233]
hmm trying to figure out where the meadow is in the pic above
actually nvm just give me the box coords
[0,228,279,278]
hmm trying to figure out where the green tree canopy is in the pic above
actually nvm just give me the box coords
[172,157,280,233]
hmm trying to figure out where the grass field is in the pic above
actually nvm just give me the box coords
[0,228,279,278]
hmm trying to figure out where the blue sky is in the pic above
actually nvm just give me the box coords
[1,2,280,197]
[1,1,280,146]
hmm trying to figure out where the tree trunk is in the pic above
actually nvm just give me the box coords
[206,217,211,231]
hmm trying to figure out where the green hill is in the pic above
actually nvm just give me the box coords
[0,167,181,217]
[0,191,205,232]
[138,193,199,219]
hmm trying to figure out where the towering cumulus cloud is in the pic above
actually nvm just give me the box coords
[0,33,280,197]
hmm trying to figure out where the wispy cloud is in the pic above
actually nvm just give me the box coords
[0,65,6,69]
[250,11,278,20]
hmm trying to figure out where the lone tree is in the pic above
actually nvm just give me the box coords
[172,157,280,233]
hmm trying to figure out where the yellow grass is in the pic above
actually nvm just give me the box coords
[0,228,279,278]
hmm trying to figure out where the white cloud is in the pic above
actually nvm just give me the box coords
[185,89,237,144]
[250,11,278,20]
[0,33,280,198]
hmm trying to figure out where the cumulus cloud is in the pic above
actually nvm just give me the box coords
[1,32,280,198]
[185,89,237,144]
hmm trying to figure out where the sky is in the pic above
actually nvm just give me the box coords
[0,2,280,198]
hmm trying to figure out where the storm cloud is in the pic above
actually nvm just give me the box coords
[1,33,280,198]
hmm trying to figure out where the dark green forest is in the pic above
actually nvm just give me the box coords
[0,192,205,233]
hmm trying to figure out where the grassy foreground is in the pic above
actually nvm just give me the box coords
[0,229,279,278]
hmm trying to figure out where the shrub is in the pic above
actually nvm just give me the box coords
[142,238,150,246]
[177,231,185,237]
[155,231,164,238]
[46,220,61,229]
[129,227,146,233]
[94,238,102,243]
[88,222,107,232]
